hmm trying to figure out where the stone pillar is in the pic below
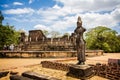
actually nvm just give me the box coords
[51,38,53,44]
[42,37,45,42]
[36,37,38,41]
[29,37,31,42]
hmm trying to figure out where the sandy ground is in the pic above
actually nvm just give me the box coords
[0,53,120,80]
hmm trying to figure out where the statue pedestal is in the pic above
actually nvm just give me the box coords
[67,64,94,79]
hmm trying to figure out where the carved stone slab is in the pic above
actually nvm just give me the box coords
[22,71,61,80]
[10,75,33,80]
[0,71,9,78]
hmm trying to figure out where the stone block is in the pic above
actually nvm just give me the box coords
[22,71,61,80]
[0,71,9,78]
[10,75,33,80]
[67,64,94,79]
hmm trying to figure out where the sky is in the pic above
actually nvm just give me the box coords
[0,0,120,36]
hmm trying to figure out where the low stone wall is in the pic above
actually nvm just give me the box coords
[0,50,103,58]
[41,61,70,71]
[41,59,120,80]
[94,63,120,80]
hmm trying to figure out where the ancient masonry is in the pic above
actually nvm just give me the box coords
[41,59,120,79]
[19,30,77,51]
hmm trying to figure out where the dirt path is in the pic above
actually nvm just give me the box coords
[0,53,120,80]
[0,53,120,71]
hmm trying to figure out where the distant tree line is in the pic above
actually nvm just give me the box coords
[85,26,120,53]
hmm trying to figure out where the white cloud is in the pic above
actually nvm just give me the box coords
[29,0,34,4]
[34,24,51,31]
[55,0,120,12]
[111,7,120,22]
[50,16,76,31]
[4,0,120,34]
[53,5,61,9]
[13,2,23,5]
[35,0,120,33]
[1,4,9,8]
[81,13,114,29]
[3,8,34,14]
[36,8,120,33]
[37,5,64,20]
[36,4,74,24]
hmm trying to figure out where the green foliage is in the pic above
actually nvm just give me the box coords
[42,30,49,37]
[62,33,70,38]
[50,31,60,38]
[85,26,120,52]
[13,31,21,44]
[0,25,20,50]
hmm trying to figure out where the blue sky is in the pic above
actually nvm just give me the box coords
[0,0,120,36]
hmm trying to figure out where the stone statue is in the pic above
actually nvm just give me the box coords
[74,16,86,65]
[67,17,93,78]
[0,11,4,25]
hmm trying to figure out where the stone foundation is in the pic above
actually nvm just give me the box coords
[67,65,94,79]
[0,50,103,58]
[41,60,120,80]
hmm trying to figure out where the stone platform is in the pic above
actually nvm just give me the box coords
[0,50,103,58]
[67,64,94,79]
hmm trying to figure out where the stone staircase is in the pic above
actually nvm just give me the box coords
[24,41,47,51]
[22,40,75,51]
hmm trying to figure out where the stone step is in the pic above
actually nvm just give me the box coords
[10,75,33,80]
[22,71,61,80]
[0,71,9,78]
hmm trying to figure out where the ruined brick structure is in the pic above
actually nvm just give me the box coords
[19,30,76,51]
[28,30,46,42]
[93,59,120,80]
[19,17,88,51]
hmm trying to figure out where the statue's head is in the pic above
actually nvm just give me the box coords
[77,16,82,27]
[78,16,81,21]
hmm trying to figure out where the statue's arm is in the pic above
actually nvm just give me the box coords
[84,28,86,32]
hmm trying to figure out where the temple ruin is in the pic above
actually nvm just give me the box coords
[19,30,76,51]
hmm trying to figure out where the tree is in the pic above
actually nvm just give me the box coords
[63,33,70,36]
[0,25,20,50]
[117,35,120,52]
[85,26,120,52]
[42,30,49,37]
[13,31,21,44]
[0,11,20,50]
[0,11,4,25]
[50,31,60,38]
[62,33,70,40]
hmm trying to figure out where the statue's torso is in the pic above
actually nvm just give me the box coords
[75,27,85,44]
